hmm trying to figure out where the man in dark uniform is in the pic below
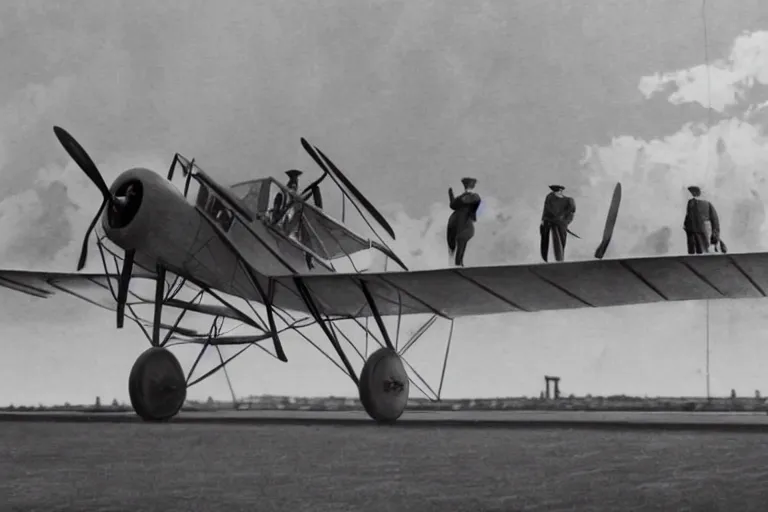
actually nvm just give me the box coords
[272,169,303,223]
[271,169,315,269]
[540,185,576,262]
[446,177,481,267]
[683,185,720,254]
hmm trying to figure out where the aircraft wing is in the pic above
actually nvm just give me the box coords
[0,270,152,301]
[273,252,768,319]
[0,269,258,339]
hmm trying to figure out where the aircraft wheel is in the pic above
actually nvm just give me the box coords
[359,347,409,423]
[128,347,187,422]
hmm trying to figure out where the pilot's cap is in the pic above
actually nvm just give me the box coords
[285,169,303,182]
[285,169,303,189]
[687,185,701,196]
[549,184,565,192]
[461,177,477,188]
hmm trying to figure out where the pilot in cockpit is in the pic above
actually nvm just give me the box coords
[271,169,315,270]
[271,169,302,232]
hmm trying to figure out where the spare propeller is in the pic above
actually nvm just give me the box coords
[53,126,135,328]
[300,138,395,239]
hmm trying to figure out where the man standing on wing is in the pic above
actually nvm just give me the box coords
[446,177,481,267]
[683,185,721,254]
[540,184,576,262]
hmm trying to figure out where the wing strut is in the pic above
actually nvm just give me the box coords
[193,208,288,362]
[116,249,135,328]
[152,265,166,346]
[293,277,359,385]
[359,280,395,351]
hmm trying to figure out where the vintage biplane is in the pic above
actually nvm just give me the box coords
[2,126,767,424]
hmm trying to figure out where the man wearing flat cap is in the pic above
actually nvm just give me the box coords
[683,185,721,254]
[540,184,576,262]
[446,177,481,266]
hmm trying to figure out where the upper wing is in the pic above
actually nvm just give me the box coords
[10,251,767,326]
[272,252,768,318]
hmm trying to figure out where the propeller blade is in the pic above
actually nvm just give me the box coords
[76,198,109,271]
[299,172,328,199]
[116,249,135,328]
[311,186,323,209]
[314,146,395,239]
[299,173,326,209]
[300,138,395,239]
[53,126,112,203]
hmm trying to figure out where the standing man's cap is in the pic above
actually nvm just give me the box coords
[687,185,701,195]
[461,177,477,188]
[549,185,565,192]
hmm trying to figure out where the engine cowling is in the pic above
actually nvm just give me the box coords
[101,168,204,267]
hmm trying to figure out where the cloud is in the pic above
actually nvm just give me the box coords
[0,151,168,271]
[639,31,768,112]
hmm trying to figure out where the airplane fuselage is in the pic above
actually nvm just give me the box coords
[100,168,331,303]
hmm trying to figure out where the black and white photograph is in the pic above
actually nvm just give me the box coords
[2,1,768,510]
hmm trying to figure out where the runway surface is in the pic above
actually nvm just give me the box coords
[3,412,768,511]
[3,408,768,431]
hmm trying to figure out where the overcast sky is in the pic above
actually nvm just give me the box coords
[3,0,768,406]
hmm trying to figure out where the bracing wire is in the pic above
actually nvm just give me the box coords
[701,0,713,400]
[702,0,713,133]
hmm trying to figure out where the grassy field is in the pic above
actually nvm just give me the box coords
[2,422,766,511]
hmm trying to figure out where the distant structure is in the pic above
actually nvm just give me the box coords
[544,376,561,400]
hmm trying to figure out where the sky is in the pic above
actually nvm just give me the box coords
[3,0,768,405]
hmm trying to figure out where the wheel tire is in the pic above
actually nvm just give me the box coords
[128,347,187,422]
[358,347,409,423]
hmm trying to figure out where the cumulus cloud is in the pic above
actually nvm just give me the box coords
[639,31,768,112]
[0,150,169,271]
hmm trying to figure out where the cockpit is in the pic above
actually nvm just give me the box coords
[195,185,233,231]
[190,173,394,271]
[229,178,326,268]
[228,178,304,231]
[229,178,281,219]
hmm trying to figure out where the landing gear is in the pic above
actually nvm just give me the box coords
[128,347,187,422]
[359,348,409,423]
